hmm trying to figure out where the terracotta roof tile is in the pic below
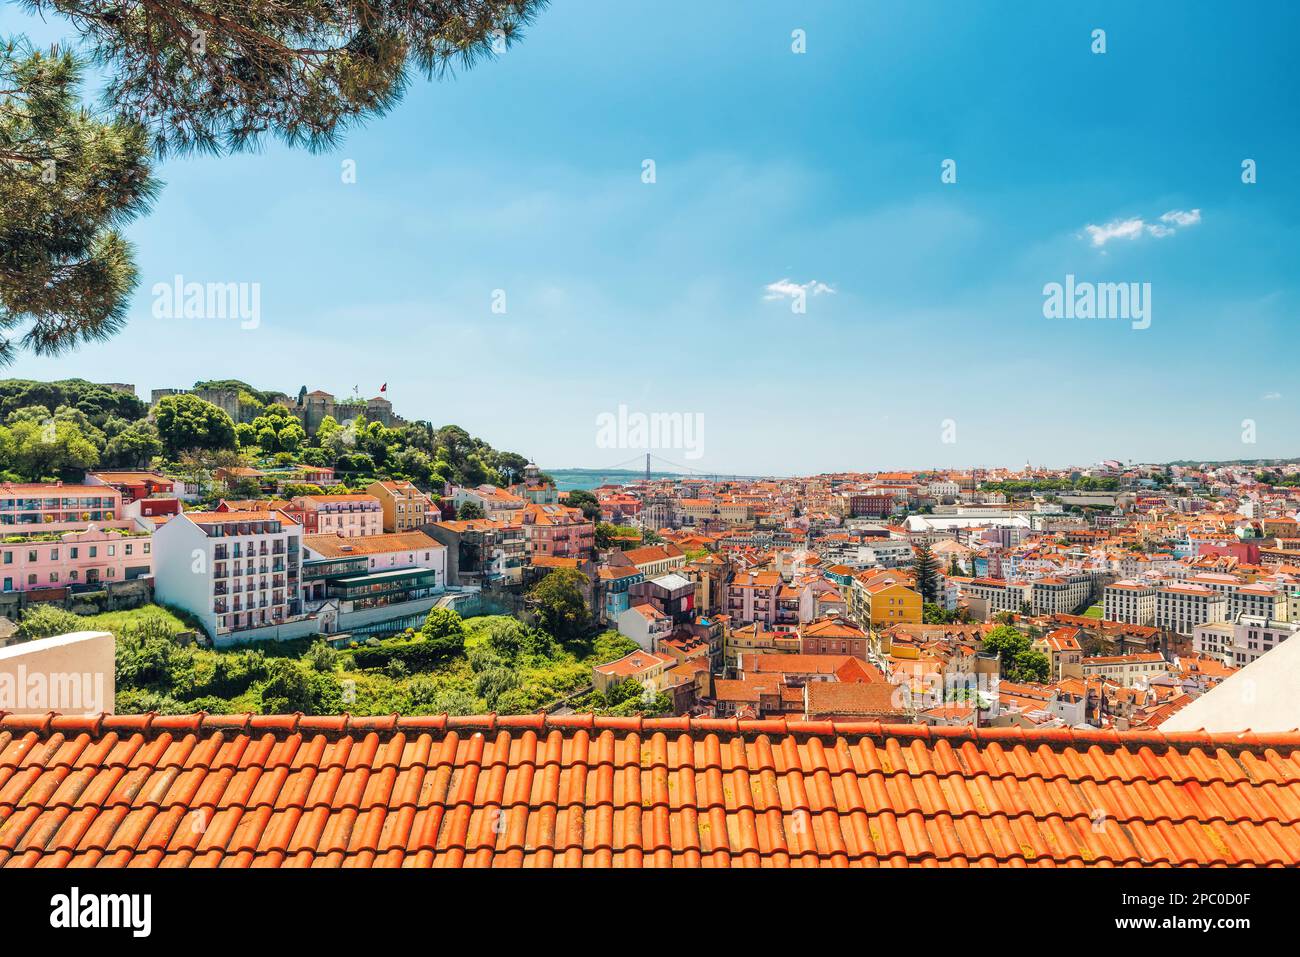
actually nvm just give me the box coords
[1,714,1298,867]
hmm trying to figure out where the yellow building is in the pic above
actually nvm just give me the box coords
[849,571,923,629]
[367,479,435,533]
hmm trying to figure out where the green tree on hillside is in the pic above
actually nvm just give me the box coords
[528,568,590,641]
[0,410,100,479]
[153,393,237,455]
[421,607,466,654]
[102,421,163,468]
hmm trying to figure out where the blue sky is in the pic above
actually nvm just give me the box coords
[11,1,1300,474]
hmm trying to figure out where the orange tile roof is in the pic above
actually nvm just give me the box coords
[303,530,443,557]
[3,714,1299,868]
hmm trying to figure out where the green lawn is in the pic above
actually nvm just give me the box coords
[1082,604,1104,619]
[79,603,194,635]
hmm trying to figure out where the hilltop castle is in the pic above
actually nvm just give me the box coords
[149,385,404,435]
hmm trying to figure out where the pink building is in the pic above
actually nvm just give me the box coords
[0,527,153,593]
[0,482,123,534]
[516,503,595,559]
[290,494,383,537]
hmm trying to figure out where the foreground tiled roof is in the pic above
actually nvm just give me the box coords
[2,714,1299,868]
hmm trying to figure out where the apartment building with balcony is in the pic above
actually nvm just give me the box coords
[848,571,923,629]
[366,479,435,533]
[290,494,383,537]
[0,527,152,593]
[1103,580,1159,625]
[725,570,783,627]
[153,510,303,640]
[0,483,123,534]
[303,530,445,576]
[722,622,801,671]
[598,565,644,622]
[516,503,595,560]
[616,603,674,651]
[424,517,526,586]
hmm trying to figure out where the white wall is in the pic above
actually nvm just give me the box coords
[0,631,115,715]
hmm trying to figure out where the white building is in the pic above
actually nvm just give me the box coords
[1155,584,1227,636]
[962,578,1031,616]
[616,603,673,651]
[1103,580,1158,625]
[855,540,915,568]
[1080,652,1169,688]
[1229,583,1288,623]
[927,481,961,500]
[1192,621,1235,665]
[1030,574,1092,616]
[153,510,303,640]
[1228,616,1300,667]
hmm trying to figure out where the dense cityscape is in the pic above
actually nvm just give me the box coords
[4,376,1298,733]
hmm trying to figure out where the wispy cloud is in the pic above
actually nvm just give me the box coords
[1084,218,1146,247]
[764,278,835,300]
[1262,391,1283,401]
[1082,208,1202,247]
[1160,209,1202,228]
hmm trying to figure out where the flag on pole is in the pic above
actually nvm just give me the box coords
[380,383,387,393]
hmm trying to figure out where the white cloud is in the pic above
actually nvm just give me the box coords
[1082,208,1202,246]
[1262,391,1283,401]
[1084,218,1146,247]
[764,278,835,300]
[1160,208,1201,228]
